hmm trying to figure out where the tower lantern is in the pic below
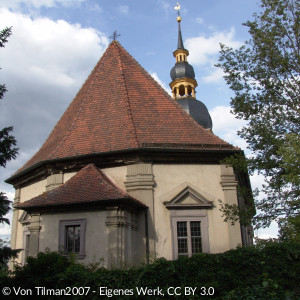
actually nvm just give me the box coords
[170,2,197,100]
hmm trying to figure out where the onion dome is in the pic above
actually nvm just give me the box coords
[170,62,195,81]
[177,98,213,129]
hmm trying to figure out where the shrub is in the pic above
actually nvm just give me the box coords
[0,242,299,299]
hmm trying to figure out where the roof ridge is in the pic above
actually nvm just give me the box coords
[81,163,139,201]
[117,42,173,102]
[114,42,139,148]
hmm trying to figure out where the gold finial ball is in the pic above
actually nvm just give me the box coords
[177,16,182,22]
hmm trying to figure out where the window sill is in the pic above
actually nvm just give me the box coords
[62,253,85,259]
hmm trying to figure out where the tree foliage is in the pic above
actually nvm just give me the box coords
[0,26,19,268]
[217,0,300,233]
[0,27,12,101]
[0,27,17,166]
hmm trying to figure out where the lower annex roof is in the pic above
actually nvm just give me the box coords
[16,164,146,211]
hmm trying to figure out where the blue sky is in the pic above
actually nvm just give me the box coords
[0,0,277,240]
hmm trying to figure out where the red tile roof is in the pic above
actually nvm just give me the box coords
[15,41,235,176]
[17,164,146,210]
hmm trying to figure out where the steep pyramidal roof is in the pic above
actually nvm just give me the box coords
[17,164,146,211]
[14,41,235,177]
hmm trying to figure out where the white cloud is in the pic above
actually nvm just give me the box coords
[250,172,265,191]
[0,0,85,10]
[0,223,12,237]
[185,27,242,66]
[0,10,108,88]
[118,5,129,15]
[209,105,248,149]
[210,106,244,133]
[5,192,15,202]
[0,8,109,198]
[203,68,224,83]
[255,233,277,239]
[254,222,279,240]
[184,27,242,84]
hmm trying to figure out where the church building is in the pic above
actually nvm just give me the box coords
[7,11,252,267]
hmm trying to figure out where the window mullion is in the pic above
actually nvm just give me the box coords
[72,226,75,252]
[187,221,192,257]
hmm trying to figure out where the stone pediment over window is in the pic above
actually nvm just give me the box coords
[19,211,31,224]
[163,184,213,209]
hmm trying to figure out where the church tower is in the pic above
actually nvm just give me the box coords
[170,3,213,130]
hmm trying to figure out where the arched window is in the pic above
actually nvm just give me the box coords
[179,85,185,97]
[188,85,192,96]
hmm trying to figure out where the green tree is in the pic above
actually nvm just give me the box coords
[0,27,19,269]
[217,0,300,235]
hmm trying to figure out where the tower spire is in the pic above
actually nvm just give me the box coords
[174,2,184,49]
[177,20,184,49]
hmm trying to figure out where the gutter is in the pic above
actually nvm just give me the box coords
[6,146,242,184]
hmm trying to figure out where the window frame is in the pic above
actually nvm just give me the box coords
[170,211,209,259]
[59,219,86,258]
[24,233,30,261]
[20,213,31,265]
[176,220,202,256]
[22,229,30,265]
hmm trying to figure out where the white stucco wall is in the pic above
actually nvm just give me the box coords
[39,211,108,266]
[63,172,77,183]
[14,172,77,264]
[12,162,241,266]
[153,164,235,257]
[102,166,127,191]
[14,179,47,260]
[20,179,47,203]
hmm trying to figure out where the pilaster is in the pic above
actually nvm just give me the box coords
[125,163,156,260]
[27,213,41,257]
[106,208,130,268]
[125,163,155,191]
[220,165,242,248]
[9,188,21,270]
[10,188,20,250]
[46,172,63,191]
